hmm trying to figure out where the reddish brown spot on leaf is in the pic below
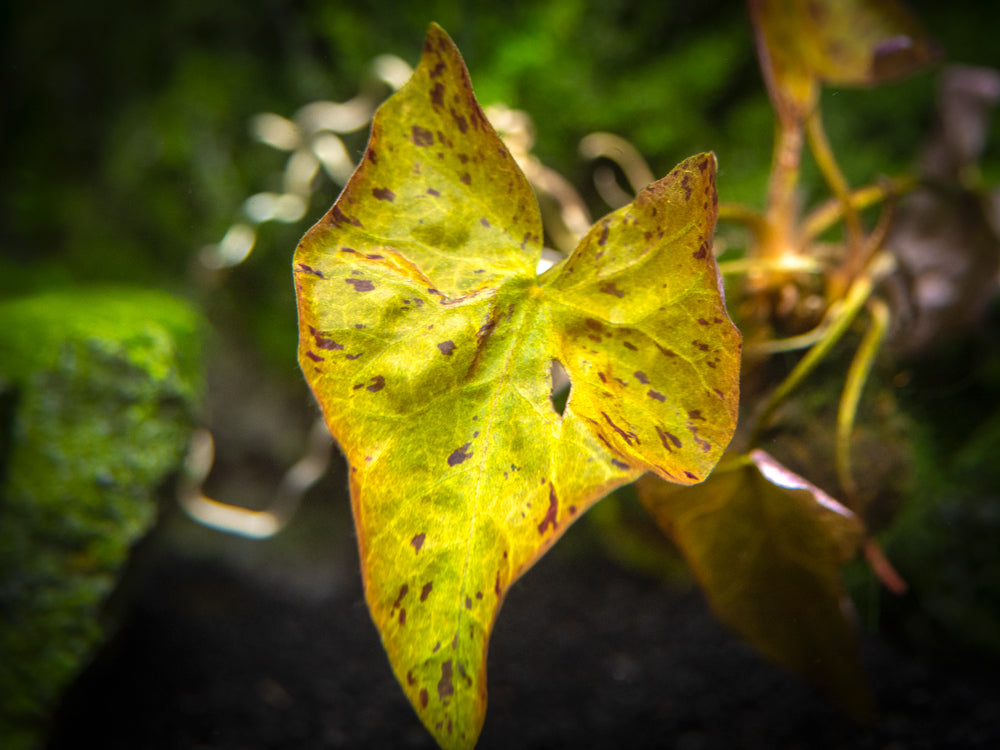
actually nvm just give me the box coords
[407,670,416,686]
[611,459,630,470]
[309,326,344,351]
[623,341,638,352]
[460,173,471,185]
[305,351,324,363]
[648,390,666,402]
[421,582,433,602]
[537,483,559,535]
[438,661,454,702]
[426,187,440,196]
[598,281,625,298]
[598,224,610,246]
[430,82,444,108]
[411,533,426,553]
[450,109,469,133]
[684,471,698,480]
[476,310,499,343]
[437,340,456,355]
[372,187,396,202]
[346,278,375,292]
[656,425,682,451]
[480,218,490,228]
[692,433,711,453]
[392,584,409,611]
[366,375,385,392]
[412,125,434,146]
[297,263,324,278]
[329,205,363,229]
[464,596,472,610]
[447,443,472,466]
[420,688,429,709]
[634,371,649,384]
[688,409,705,421]
[399,609,407,625]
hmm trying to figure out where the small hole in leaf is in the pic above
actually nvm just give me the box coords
[550,359,571,417]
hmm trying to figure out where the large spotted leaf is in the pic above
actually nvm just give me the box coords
[294,24,740,750]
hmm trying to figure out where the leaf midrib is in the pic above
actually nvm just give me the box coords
[449,282,544,728]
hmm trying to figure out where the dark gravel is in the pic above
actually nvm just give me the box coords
[48,541,1000,750]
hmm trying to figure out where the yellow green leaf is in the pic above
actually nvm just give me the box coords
[293,24,740,750]
[637,449,871,719]
[750,0,938,120]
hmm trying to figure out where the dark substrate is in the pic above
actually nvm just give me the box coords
[48,542,999,750]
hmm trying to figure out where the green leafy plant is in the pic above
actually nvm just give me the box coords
[294,25,739,748]
[291,3,996,748]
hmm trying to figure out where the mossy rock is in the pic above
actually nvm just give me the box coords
[0,287,204,749]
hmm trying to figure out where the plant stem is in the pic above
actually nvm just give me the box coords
[717,202,769,241]
[864,538,908,595]
[835,298,890,507]
[745,318,832,356]
[748,252,896,446]
[712,451,755,474]
[805,106,861,237]
[717,254,824,277]
[801,175,917,242]
[762,118,805,259]
[805,106,865,289]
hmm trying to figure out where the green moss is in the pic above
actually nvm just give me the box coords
[0,287,204,749]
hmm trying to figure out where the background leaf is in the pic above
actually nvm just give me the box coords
[749,0,939,121]
[637,449,871,719]
[294,24,739,750]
